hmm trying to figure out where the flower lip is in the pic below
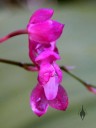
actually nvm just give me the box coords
[43,75,59,100]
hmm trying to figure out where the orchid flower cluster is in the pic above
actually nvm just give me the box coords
[0,8,96,117]
[27,9,68,116]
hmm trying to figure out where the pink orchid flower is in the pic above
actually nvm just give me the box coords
[0,8,96,118]
[27,8,64,44]
[27,8,68,116]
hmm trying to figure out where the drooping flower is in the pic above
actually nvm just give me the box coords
[27,8,68,116]
[0,8,96,118]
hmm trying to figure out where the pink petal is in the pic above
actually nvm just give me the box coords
[40,41,58,53]
[49,85,68,110]
[29,8,54,23]
[50,42,59,54]
[44,76,59,100]
[38,63,57,85]
[35,50,60,64]
[53,63,63,83]
[29,39,38,63]
[30,84,48,117]
[27,20,64,44]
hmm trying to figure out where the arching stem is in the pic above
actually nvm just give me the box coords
[0,29,28,43]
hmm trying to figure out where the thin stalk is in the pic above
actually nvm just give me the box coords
[0,29,28,43]
[0,58,34,70]
[60,66,87,86]
[0,58,96,93]
[60,66,96,94]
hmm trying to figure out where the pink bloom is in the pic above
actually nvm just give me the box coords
[28,8,68,116]
[27,8,64,44]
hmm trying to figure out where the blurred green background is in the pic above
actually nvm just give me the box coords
[0,0,96,128]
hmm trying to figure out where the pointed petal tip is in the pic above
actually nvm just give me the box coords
[61,98,69,111]
[31,107,47,117]
[29,8,54,24]
[42,8,54,15]
[30,97,49,117]
[31,105,47,117]
[30,85,49,117]
[37,8,54,15]
[49,85,69,111]
[62,23,65,28]
[59,23,65,31]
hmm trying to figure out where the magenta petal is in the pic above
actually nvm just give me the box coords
[35,50,60,64]
[49,85,68,110]
[29,8,54,23]
[30,84,48,117]
[44,76,59,100]
[29,39,37,63]
[27,20,64,43]
[53,63,63,83]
